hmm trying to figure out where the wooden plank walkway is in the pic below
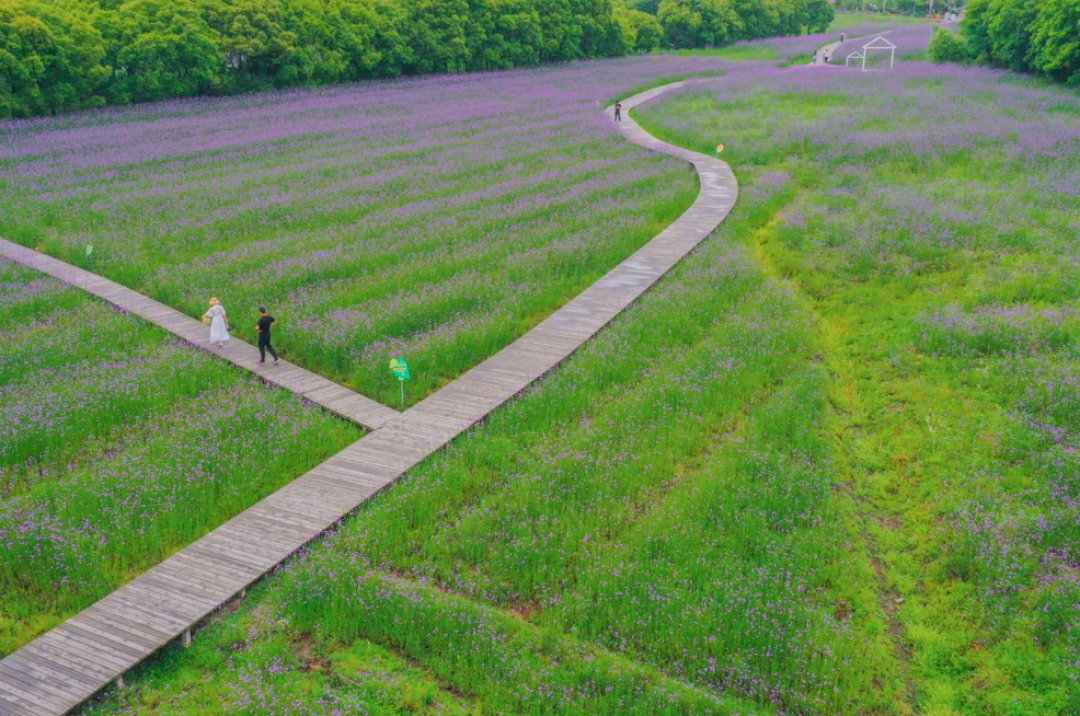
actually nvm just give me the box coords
[0,80,737,716]
[0,240,400,431]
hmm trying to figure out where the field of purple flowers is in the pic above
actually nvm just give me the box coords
[0,56,751,406]
[0,258,360,657]
[88,163,886,715]
[80,40,1077,716]
[634,60,1078,713]
[4,16,1074,716]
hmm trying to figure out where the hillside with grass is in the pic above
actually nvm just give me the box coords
[12,21,1066,716]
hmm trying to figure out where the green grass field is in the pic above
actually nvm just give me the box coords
[0,258,361,656]
[632,62,1077,713]
[828,11,931,29]
[75,45,1078,716]
[0,60,710,407]
[2,20,1076,716]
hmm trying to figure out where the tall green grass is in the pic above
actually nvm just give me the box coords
[88,159,894,714]
[0,260,361,656]
[634,61,1078,714]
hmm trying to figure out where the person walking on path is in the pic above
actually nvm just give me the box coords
[614,102,622,122]
[840,31,846,43]
[203,297,229,349]
[255,307,278,365]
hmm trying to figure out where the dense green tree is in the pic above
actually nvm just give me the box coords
[0,0,923,118]
[0,0,107,117]
[961,0,1078,84]
[657,0,740,47]
[404,0,470,72]
[199,0,297,87]
[322,0,388,79]
[928,25,972,62]
[805,0,834,32]
[1028,0,1079,85]
[962,0,993,57]
[702,0,739,44]
[574,0,626,57]
[618,5,663,50]
[656,0,830,48]
[98,0,224,102]
[732,0,776,39]
[344,0,413,78]
[985,0,1038,72]
[657,0,702,47]
[472,0,543,68]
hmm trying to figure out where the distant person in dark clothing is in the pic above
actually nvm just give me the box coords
[256,307,278,365]
[614,102,622,122]
[841,32,846,43]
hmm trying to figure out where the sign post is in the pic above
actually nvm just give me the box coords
[389,358,410,406]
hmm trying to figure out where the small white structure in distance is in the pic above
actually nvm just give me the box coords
[846,35,897,71]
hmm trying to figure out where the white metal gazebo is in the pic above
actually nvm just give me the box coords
[851,35,897,71]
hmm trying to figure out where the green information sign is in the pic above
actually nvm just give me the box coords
[389,358,410,405]
[389,358,411,380]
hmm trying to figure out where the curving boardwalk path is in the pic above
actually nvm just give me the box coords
[0,80,737,716]
[0,241,400,430]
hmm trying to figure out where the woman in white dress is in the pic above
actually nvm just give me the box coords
[203,297,229,349]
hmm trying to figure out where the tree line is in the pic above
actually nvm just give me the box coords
[1,0,832,119]
[928,0,1078,86]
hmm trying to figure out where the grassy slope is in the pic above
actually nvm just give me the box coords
[633,66,1078,714]
[0,62,705,408]
[83,112,899,715]
[828,12,931,29]
[22,38,1075,716]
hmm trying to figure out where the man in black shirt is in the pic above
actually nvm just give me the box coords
[255,307,278,365]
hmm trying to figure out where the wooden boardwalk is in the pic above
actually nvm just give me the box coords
[0,240,399,431]
[0,80,737,716]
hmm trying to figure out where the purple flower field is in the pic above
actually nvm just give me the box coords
[634,56,1078,713]
[0,258,359,656]
[829,24,935,64]
[0,56,743,406]
[7,17,1077,716]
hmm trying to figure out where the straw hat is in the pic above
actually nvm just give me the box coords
[209,297,221,305]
